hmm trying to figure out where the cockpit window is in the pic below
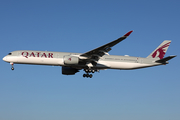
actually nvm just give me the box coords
[8,53,12,55]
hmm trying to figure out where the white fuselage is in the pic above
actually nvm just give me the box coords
[3,50,161,70]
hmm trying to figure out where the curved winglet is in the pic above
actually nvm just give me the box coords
[124,30,133,37]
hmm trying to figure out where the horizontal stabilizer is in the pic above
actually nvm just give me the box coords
[155,55,176,63]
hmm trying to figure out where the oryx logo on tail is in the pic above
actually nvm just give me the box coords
[147,40,171,59]
[152,42,171,59]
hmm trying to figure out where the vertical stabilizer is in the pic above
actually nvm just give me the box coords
[147,40,171,59]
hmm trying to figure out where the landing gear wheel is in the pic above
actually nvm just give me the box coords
[11,67,14,70]
[83,74,93,78]
[89,74,93,78]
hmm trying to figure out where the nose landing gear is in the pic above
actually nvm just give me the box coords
[10,63,14,70]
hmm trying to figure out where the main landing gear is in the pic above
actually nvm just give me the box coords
[10,63,14,70]
[83,69,99,78]
[83,74,93,78]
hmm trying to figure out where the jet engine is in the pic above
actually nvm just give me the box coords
[62,66,79,75]
[63,56,79,65]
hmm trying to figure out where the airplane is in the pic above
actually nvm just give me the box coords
[2,31,176,78]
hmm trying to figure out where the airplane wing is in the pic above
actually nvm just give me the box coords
[80,31,133,65]
[81,31,133,57]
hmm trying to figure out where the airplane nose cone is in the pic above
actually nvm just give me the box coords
[3,56,7,61]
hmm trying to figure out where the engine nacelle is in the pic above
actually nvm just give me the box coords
[62,66,79,75]
[63,56,79,65]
